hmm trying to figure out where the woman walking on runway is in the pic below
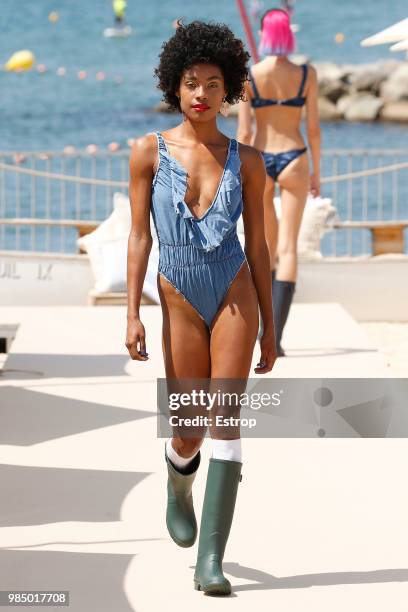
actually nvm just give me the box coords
[126,21,276,595]
[237,7,321,356]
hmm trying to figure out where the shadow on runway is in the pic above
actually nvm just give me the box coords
[0,386,154,445]
[1,537,163,550]
[0,549,137,611]
[281,347,379,359]
[1,353,132,379]
[0,464,150,527]
[223,561,408,590]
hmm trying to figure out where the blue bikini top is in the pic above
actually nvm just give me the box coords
[249,64,308,108]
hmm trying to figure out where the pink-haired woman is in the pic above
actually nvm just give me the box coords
[237,7,321,357]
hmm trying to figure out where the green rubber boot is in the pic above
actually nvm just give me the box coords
[165,442,201,548]
[194,458,242,595]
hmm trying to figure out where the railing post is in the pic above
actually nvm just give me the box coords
[347,153,352,256]
[362,153,368,255]
[0,156,4,249]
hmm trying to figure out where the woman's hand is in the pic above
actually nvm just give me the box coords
[126,318,149,361]
[254,328,277,374]
[309,173,320,198]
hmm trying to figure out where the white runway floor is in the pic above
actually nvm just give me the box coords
[0,305,407,611]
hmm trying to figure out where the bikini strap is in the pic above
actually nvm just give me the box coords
[248,67,260,99]
[297,64,308,97]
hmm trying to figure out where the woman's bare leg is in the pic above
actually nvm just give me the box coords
[193,269,257,595]
[209,264,259,440]
[276,154,309,281]
[159,276,211,457]
[263,175,278,272]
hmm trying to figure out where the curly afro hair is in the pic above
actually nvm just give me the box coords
[154,20,250,112]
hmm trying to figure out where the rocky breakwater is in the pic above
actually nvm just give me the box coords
[315,59,408,122]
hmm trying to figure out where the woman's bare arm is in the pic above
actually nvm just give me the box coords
[240,145,277,373]
[305,65,321,196]
[126,134,156,361]
[236,82,254,145]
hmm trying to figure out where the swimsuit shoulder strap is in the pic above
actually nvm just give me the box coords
[297,64,308,98]
[227,138,242,175]
[155,131,168,152]
[229,137,238,153]
[248,67,260,99]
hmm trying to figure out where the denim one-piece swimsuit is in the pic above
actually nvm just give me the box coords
[150,132,246,330]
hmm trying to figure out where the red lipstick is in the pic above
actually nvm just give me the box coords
[192,104,210,111]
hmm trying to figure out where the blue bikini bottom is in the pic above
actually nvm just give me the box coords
[261,147,307,182]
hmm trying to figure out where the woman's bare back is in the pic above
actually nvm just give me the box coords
[248,58,309,152]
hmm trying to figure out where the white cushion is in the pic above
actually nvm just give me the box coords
[296,196,338,258]
[77,192,159,300]
[237,195,338,258]
[77,192,131,250]
[90,236,128,293]
[111,191,132,234]
[143,241,160,303]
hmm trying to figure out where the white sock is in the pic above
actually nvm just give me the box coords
[211,438,242,462]
[166,438,199,470]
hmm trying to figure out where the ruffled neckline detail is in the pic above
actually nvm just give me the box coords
[158,134,242,252]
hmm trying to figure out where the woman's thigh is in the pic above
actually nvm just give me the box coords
[159,276,211,446]
[158,275,211,379]
[278,153,309,245]
[263,176,278,269]
[209,262,259,378]
[208,263,259,439]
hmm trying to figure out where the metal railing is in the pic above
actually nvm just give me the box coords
[320,149,408,256]
[0,151,128,254]
[0,149,408,257]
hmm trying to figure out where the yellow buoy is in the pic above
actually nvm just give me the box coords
[335,32,345,44]
[113,0,127,19]
[4,50,35,72]
[49,11,59,23]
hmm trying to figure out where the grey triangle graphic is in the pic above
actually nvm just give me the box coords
[337,396,392,437]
